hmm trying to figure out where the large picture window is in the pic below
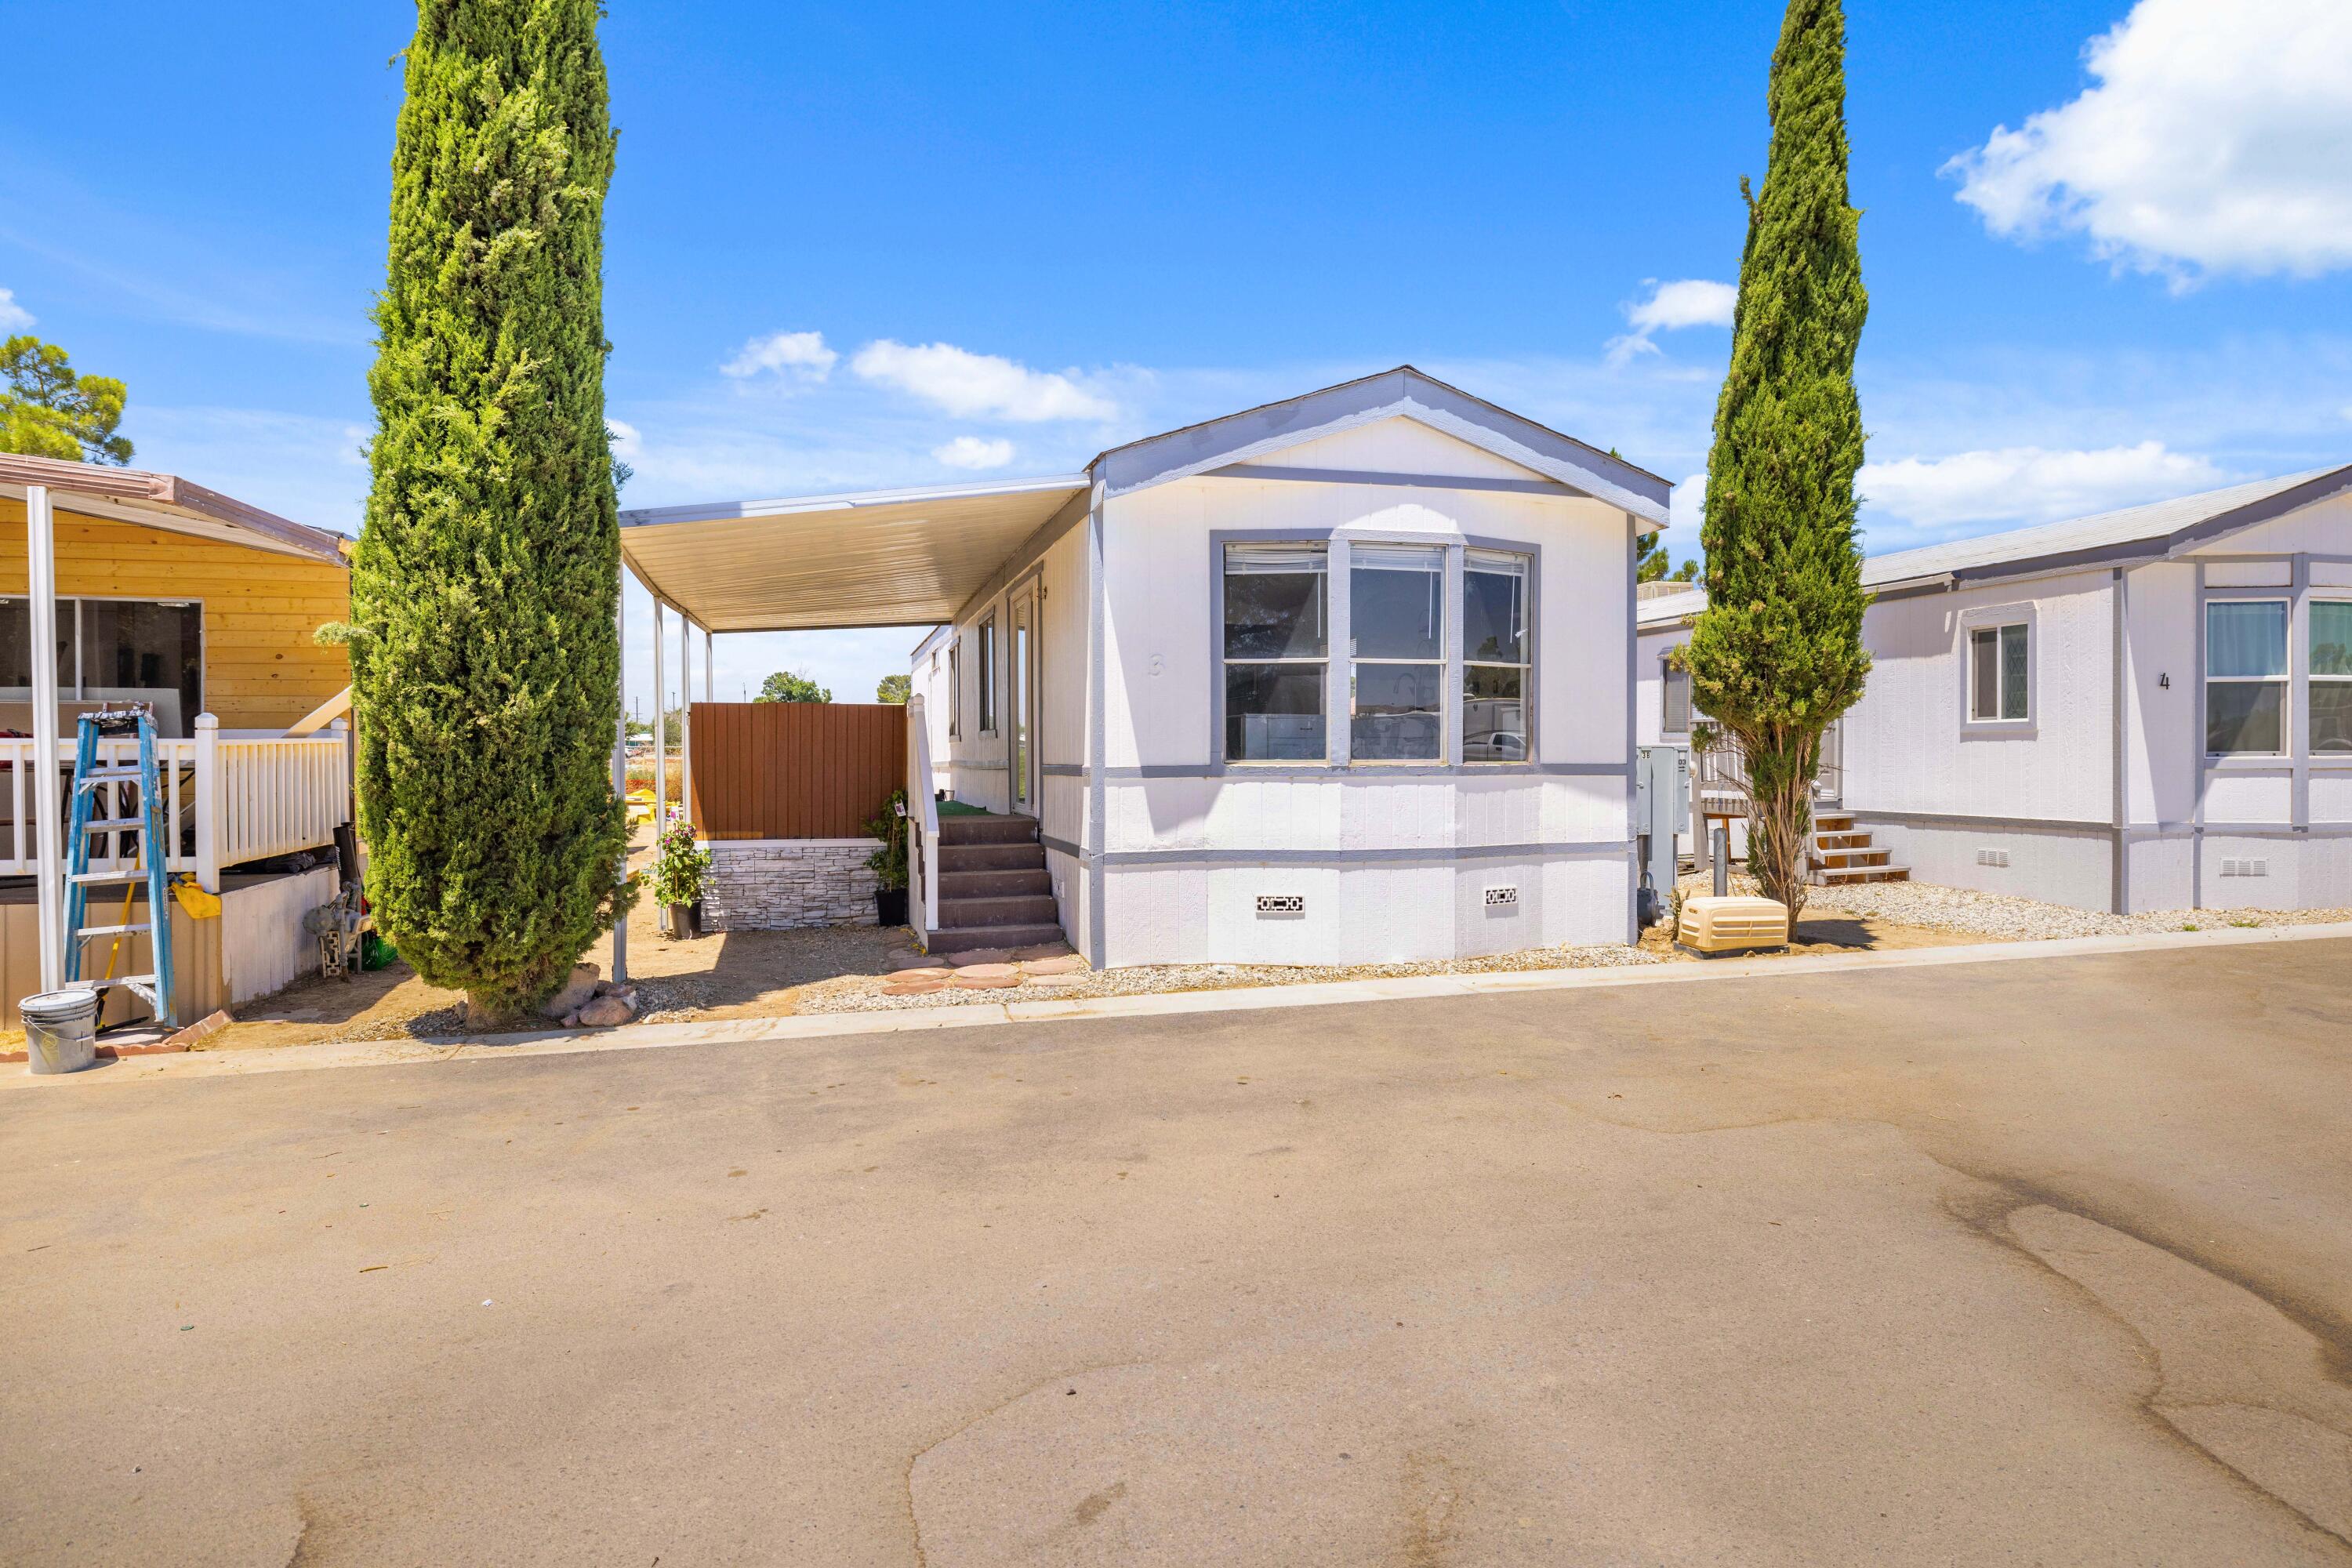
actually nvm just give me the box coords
[2206,600,2288,755]
[1351,543,1444,761]
[2312,600,2352,756]
[0,595,203,737]
[1462,549,1529,760]
[1969,622,2029,722]
[1222,543,1327,760]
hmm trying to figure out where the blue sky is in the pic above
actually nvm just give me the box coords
[5,0,2348,715]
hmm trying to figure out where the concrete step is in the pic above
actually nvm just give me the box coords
[937,892,1061,928]
[938,867,1051,899]
[936,812,1040,847]
[928,921,1069,956]
[937,841,1046,874]
[1813,864,1909,884]
[1813,847,1891,866]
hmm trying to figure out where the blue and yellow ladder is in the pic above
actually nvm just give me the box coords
[61,709,176,1028]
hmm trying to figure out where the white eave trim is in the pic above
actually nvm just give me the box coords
[619,473,1090,529]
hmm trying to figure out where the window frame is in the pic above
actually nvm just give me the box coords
[1659,652,1691,740]
[1348,541,1449,765]
[946,639,962,741]
[976,612,998,736]
[2305,596,2352,758]
[1218,538,1330,765]
[1460,546,1534,764]
[0,593,206,736]
[1965,621,2031,724]
[2203,596,2291,758]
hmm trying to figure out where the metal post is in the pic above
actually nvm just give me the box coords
[1711,824,1730,899]
[194,713,223,894]
[26,485,65,993]
[611,568,628,986]
[677,608,693,833]
[704,626,714,703]
[651,597,666,838]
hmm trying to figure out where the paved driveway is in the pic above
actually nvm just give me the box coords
[4,938,2350,1566]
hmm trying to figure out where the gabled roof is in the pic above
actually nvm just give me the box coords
[1635,462,2352,632]
[0,452,349,567]
[622,368,1669,632]
[1862,464,2352,590]
[1095,365,1672,526]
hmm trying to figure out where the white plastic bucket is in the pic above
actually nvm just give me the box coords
[21,988,100,1075]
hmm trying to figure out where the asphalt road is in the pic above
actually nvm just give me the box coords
[4,938,2350,1566]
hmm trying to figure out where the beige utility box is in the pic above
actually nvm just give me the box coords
[1675,895,1790,955]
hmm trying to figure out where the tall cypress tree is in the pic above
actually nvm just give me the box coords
[350,0,628,1017]
[1680,0,1871,917]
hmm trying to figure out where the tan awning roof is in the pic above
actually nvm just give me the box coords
[619,474,1088,632]
[0,452,350,567]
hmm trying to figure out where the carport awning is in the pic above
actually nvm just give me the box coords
[619,474,1088,632]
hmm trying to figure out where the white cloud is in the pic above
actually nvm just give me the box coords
[1607,279,1737,365]
[931,435,1015,470]
[1945,0,2352,284]
[1860,441,2229,535]
[1668,471,1707,539]
[721,330,838,380]
[851,339,1119,422]
[605,418,641,459]
[0,287,32,331]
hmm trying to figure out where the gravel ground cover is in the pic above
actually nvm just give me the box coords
[794,940,1663,1014]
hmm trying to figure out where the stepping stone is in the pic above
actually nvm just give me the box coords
[886,952,942,972]
[954,962,1018,980]
[888,966,954,982]
[946,947,1013,967]
[1018,955,1085,976]
[1011,942,1076,961]
[1020,971,1087,989]
[950,971,1021,990]
[882,977,949,996]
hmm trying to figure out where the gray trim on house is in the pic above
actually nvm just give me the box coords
[1085,479,1109,967]
[2111,566,2130,914]
[1091,839,1635,868]
[1087,762,1624,780]
[1097,366,1672,524]
[1209,463,1584,498]
[1624,517,1639,942]
[949,485,1091,631]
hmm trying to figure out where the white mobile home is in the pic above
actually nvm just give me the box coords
[622,368,1671,966]
[1638,465,2352,913]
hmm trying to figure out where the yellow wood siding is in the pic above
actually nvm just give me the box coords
[0,499,350,731]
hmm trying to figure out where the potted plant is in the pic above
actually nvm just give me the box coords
[650,808,710,938]
[865,789,909,927]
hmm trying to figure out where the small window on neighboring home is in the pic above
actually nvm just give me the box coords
[1223,543,1328,760]
[2309,601,2352,756]
[977,615,998,735]
[1462,550,1530,761]
[1661,659,1691,737]
[1969,622,2029,722]
[2206,600,2288,754]
[947,641,963,739]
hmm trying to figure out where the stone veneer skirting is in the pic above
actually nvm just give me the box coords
[701,838,881,931]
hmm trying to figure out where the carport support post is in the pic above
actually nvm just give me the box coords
[677,607,692,833]
[652,597,666,835]
[26,484,65,995]
[611,569,628,987]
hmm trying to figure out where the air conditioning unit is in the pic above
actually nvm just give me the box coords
[1255,893,1305,916]
[1483,884,1519,909]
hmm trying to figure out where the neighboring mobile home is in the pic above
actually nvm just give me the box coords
[621,368,1672,966]
[1,454,358,1025]
[1638,464,2352,913]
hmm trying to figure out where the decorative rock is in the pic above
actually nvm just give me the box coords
[950,971,1020,990]
[946,947,1012,967]
[576,993,636,1028]
[953,962,1018,980]
[539,964,601,1019]
[699,840,881,931]
[1018,956,1085,976]
[561,1009,583,1028]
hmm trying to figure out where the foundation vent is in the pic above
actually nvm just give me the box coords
[1976,848,2011,868]
[1483,885,1520,909]
[1254,893,1305,916]
[2220,857,2270,878]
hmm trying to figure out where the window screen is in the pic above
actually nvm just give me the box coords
[1223,544,1327,760]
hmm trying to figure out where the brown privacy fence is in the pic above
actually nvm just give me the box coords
[688,702,906,840]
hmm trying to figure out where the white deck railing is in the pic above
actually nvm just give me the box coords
[0,713,350,889]
[907,695,939,939]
